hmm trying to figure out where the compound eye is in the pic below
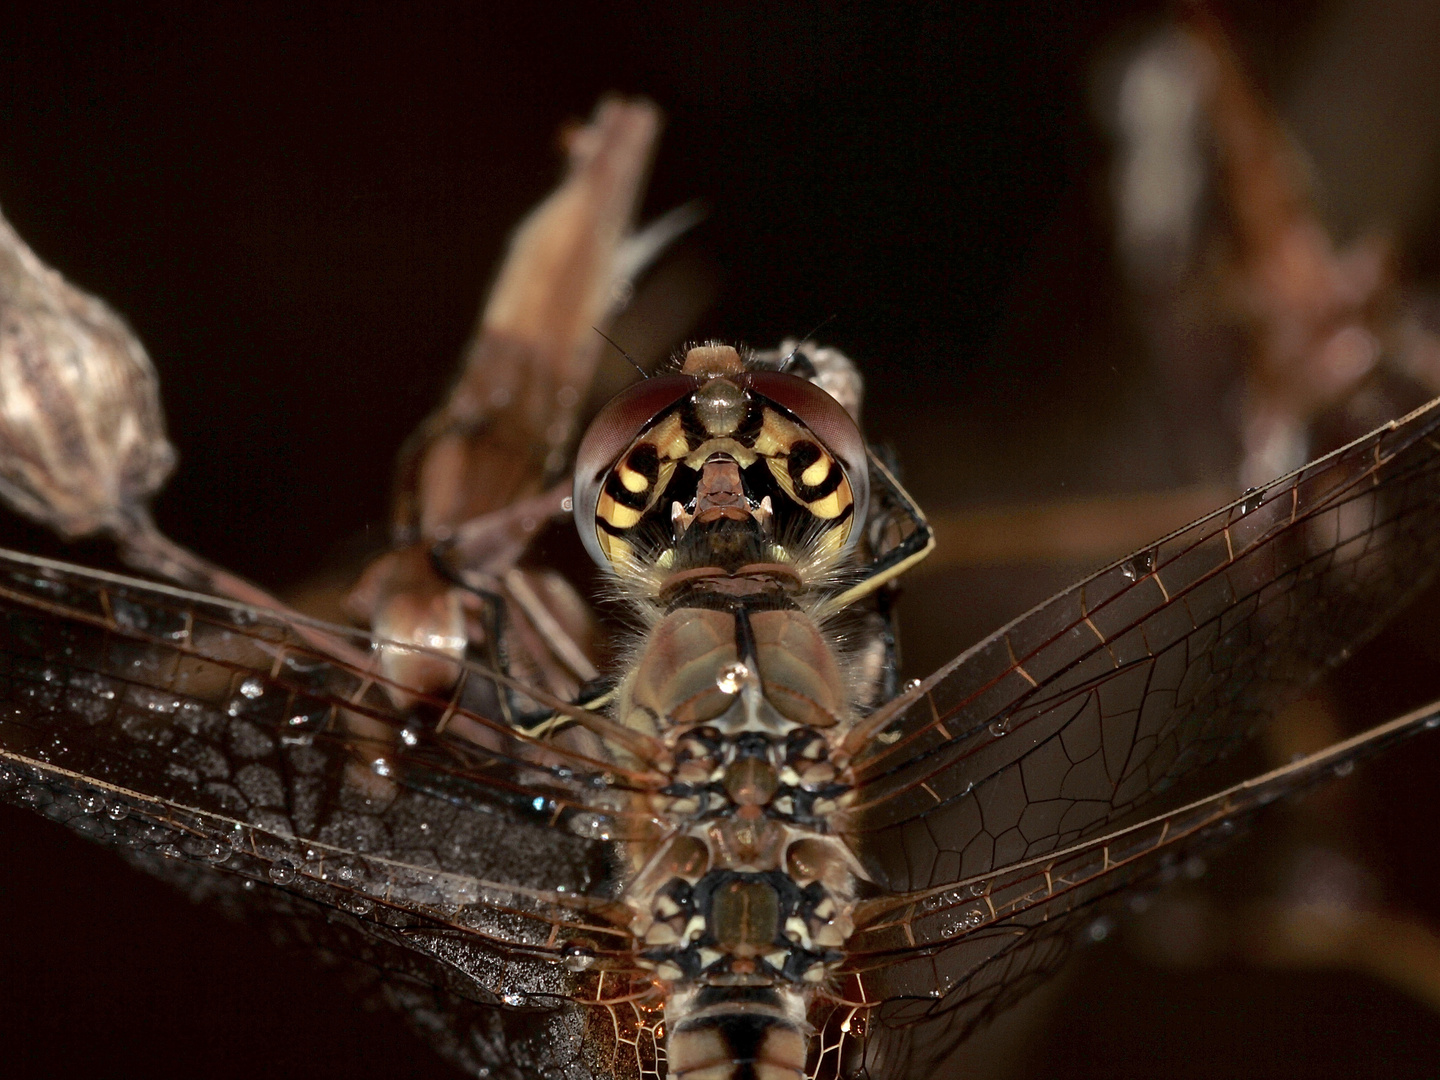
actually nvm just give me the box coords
[740,371,870,551]
[573,375,697,568]
[740,372,866,478]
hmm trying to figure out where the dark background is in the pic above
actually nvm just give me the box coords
[2,2,1440,1078]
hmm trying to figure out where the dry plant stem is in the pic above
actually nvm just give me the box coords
[1185,6,1392,484]
[502,567,598,684]
[114,511,373,672]
[395,97,663,535]
[1243,902,1440,1016]
[919,484,1234,571]
[441,481,598,685]
[358,99,662,700]
[444,481,573,575]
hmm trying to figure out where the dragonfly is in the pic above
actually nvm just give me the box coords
[4,98,1440,1080]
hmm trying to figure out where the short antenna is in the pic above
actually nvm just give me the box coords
[594,327,648,379]
[779,313,838,372]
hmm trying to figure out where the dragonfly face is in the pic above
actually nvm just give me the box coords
[4,96,1440,1080]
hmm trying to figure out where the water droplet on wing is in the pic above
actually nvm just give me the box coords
[563,946,597,972]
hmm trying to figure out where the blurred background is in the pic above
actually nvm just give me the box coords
[3,1,1440,1077]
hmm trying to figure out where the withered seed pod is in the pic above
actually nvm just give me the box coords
[0,206,175,539]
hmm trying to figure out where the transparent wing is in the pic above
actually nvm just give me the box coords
[0,549,668,1080]
[844,396,1440,896]
[818,698,1440,1078]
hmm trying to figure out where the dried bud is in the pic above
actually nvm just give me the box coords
[0,206,175,538]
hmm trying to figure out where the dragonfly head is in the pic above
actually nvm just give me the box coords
[573,343,870,584]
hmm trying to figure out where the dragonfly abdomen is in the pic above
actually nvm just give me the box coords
[666,985,810,1080]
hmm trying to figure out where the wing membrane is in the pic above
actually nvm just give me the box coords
[0,548,677,1077]
[844,397,1440,895]
[820,697,1440,1078]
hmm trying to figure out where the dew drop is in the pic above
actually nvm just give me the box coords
[987,718,1010,738]
[563,946,597,972]
[371,757,393,778]
[569,813,612,841]
[1239,487,1264,515]
[268,865,295,885]
[400,727,420,747]
[239,677,264,699]
[715,661,750,695]
[1425,715,1440,730]
[80,794,105,815]
[105,803,128,821]
[1120,548,1156,581]
[903,678,921,693]
[501,991,525,1006]
[1333,758,1355,778]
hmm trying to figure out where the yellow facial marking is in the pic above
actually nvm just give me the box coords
[683,437,757,470]
[765,457,798,502]
[598,532,633,563]
[807,489,847,520]
[618,461,650,493]
[650,412,689,461]
[597,493,644,529]
[800,456,830,487]
[753,409,799,457]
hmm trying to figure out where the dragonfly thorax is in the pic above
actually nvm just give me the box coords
[615,559,860,1079]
